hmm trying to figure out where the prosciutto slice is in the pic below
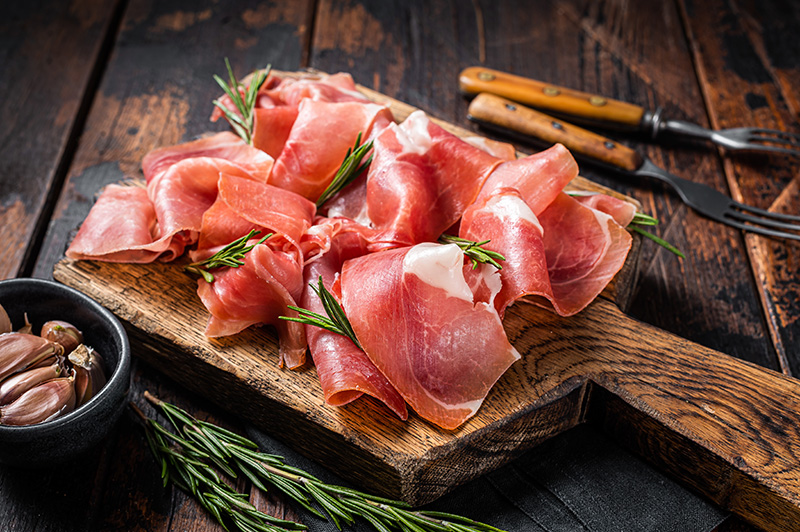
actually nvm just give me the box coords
[66,184,184,263]
[461,189,631,317]
[142,132,273,185]
[269,100,394,202]
[193,174,316,262]
[357,111,503,250]
[341,243,519,429]
[571,192,637,227]
[477,143,578,215]
[197,241,307,368]
[301,225,407,419]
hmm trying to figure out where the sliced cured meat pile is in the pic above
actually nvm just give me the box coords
[66,70,635,429]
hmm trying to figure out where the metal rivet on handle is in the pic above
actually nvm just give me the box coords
[552,121,563,130]
[589,96,607,106]
[478,72,496,81]
[505,103,517,111]
[604,141,616,149]
[543,87,561,96]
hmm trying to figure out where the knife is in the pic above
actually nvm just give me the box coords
[459,66,800,156]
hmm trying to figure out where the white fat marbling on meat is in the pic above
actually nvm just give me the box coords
[486,194,543,234]
[396,111,433,155]
[403,243,472,302]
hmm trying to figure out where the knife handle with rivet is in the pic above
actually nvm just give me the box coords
[459,66,646,129]
[468,92,643,171]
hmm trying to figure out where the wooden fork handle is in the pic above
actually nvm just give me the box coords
[468,92,643,171]
[459,66,646,128]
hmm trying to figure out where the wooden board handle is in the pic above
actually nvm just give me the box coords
[510,299,800,531]
[459,66,645,127]
[468,92,643,171]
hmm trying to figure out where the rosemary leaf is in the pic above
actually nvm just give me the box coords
[136,395,508,532]
[280,277,362,350]
[184,229,271,283]
[628,213,685,259]
[316,132,374,207]
[213,58,271,144]
[438,234,505,270]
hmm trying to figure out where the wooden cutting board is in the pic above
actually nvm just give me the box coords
[53,78,800,532]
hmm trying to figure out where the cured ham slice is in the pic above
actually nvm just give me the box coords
[571,192,637,227]
[361,111,503,250]
[461,189,631,317]
[537,193,632,314]
[252,106,299,159]
[193,174,316,261]
[260,72,369,108]
[197,241,307,368]
[477,143,578,215]
[66,184,184,263]
[269,100,393,202]
[142,132,273,185]
[341,243,520,429]
[301,226,407,419]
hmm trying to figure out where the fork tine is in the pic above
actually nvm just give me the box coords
[734,144,800,157]
[733,202,800,222]
[727,210,800,233]
[746,128,800,144]
[720,217,800,242]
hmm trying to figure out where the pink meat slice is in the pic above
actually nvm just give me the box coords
[570,192,637,227]
[193,174,316,262]
[362,111,503,250]
[197,242,307,368]
[142,132,273,185]
[252,106,299,159]
[341,243,520,429]
[66,184,184,263]
[270,100,394,202]
[301,226,407,419]
[461,189,632,317]
[477,143,578,215]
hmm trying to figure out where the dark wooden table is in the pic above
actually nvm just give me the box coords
[2,1,798,530]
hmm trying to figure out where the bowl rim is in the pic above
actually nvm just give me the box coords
[0,277,131,433]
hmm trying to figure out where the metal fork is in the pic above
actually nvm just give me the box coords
[467,93,800,241]
[656,118,800,158]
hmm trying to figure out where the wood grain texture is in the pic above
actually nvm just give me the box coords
[0,0,120,280]
[678,0,800,378]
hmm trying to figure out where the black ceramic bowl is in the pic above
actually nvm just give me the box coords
[0,278,130,467]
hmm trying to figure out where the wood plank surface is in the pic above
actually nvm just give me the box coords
[0,0,122,280]
[4,1,797,531]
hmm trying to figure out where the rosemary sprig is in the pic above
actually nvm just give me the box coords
[213,58,271,144]
[316,132,374,207]
[438,234,505,270]
[280,277,362,350]
[628,212,685,259]
[138,393,507,532]
[185,229,272,283]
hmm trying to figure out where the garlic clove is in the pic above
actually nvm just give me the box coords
[0,333,64,382]
[68,345,107,404]
[0,303,10,334]
[0,377,76,426]
[0,363,62,406]
[41,321,83,354]
[17,313,32,335]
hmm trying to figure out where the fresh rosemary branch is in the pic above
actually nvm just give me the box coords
[138,392,507,532]
[214,58,271,144]
[316,132,374,208]
[628,212,685,259]
[132,402,305,532]
[438,234,505,270]
[185,229,272,283]
[280,277,362,350]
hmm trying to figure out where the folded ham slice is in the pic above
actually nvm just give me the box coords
[197,241,307,368]
[301,224,407,419]
[351,111,503,250]
[341,243,519,429]
[461,188,632,317]
[269,100,394,202]
[66,184,184,263]
[142,131,273,185]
